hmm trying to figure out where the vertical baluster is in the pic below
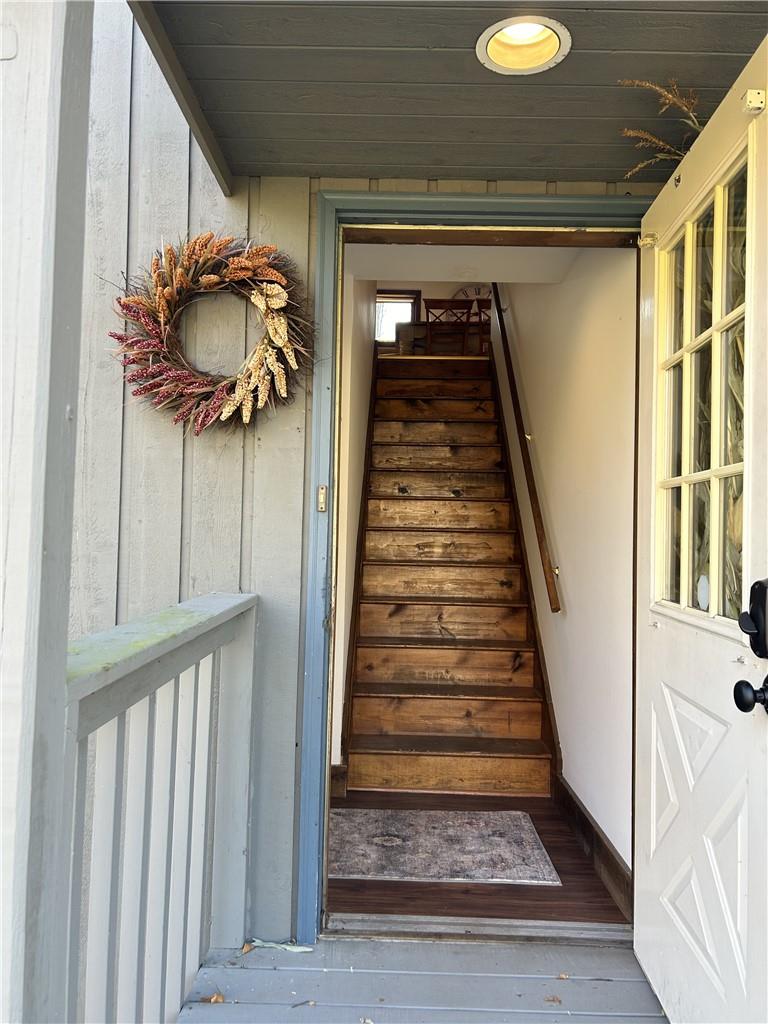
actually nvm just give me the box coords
[184,653,214,984]
[105,713,126,1022]
[115,695,151,1022]
[135,692,156,1019]
[163,665,197,1021]
[199,649,221,959]
[67,734,90,1024]
[211,607,257,947]
[143,677,179,1023]
[83,716,122,1022]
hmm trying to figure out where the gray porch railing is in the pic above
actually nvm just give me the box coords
[64,593,258,1023]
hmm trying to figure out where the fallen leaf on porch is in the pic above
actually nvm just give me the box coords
[241,941,254,954]
[544,995,562,1005]
[243,936,313,953]
[558,973,570,979]
[291,999,316,1008]
[360,1018,375,1023]
[200,992,225,1004]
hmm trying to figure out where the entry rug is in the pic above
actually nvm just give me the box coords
[328,808,561,886]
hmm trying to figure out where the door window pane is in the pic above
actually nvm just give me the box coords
[664,487,682,603]
[669,238,685,353]
[667,363,683,477]
[721,475,744,619]
[725,166,748,313]
[723,320,745,465]
[691,343,711,472]
[694,205,715,337]
[691,482,710,611]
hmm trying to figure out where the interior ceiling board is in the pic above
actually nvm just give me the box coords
[152,1,768,181]
[345,243,582,283]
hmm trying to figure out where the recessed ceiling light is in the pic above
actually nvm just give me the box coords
[476,16,572,76]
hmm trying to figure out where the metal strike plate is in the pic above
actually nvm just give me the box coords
[742,89,766,113]
[317,484,328,513]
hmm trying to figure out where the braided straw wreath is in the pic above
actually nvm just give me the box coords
[110,233,312,434]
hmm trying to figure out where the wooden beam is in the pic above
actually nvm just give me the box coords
[127,1,234,196]
[343,226,638,247]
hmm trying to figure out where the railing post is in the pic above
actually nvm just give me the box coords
[1,3,93,1021]
[210,602,259,947]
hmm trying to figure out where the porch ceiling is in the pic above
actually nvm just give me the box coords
[139,1,767,187]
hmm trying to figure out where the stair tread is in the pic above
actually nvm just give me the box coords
[353,683,542,701]
[362,559,522,569]
[366,493,512,501]
[349,735,551,758]
[360,599,528,612]
[372,442,502,448]
[357,637,536,651]
[366,526,516,534]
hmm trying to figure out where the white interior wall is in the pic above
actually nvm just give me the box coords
[496,250,636,865]
[377,281,473,320]
[331,276,376,763]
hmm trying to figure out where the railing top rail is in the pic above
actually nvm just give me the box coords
[491,284,561,614]
[67,593,258,704]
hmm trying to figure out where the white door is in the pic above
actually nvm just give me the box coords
[635,40,768,1024]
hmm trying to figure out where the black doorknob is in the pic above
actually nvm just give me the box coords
[733,678,768,714]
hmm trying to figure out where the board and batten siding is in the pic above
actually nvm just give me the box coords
[71,7,659,939]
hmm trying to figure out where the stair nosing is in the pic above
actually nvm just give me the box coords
[355,637,535,650]
[348,735,551,758]
[360,596,528,607]
[362,559,522,569]
[353,683,542,701]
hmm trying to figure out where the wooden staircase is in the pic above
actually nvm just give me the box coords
[344,354,553,797]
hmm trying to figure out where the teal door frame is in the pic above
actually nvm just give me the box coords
[295,189,652,944]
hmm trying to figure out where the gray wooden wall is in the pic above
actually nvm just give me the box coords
[70,5,659,939]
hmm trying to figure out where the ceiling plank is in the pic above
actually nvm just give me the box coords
[174,46,752,88]
[192,80,727,118]
[227,163,672,183]
[157,2,768,53]
[207,112,692,146]
[222,138,666,169]
[128,1,234,195]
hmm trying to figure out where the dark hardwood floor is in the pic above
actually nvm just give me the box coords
[327,791,628,925]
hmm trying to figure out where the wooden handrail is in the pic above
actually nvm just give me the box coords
[491,283,561,613]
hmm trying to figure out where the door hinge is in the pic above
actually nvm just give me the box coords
[638,233,658,249]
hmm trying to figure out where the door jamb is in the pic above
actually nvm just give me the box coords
[296,190,652,944]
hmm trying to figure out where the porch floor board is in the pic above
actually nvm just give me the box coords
[327,792,628,924]
[178,937,665,1022]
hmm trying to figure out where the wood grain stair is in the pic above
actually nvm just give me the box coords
[345,354,552,796]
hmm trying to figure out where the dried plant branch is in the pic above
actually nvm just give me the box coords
[619,78,707,179]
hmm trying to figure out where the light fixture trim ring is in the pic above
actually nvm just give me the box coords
[475,15,572,76]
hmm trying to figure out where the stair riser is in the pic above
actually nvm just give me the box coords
[374,422,499,444]
[347,752,551,796]
[377,358,490,380]
[362,565,523,602]
[376,378,493,399]
[365,530,519,564]
[372,445,503,471]
[359,604,528,642]
[355,647,536,687]
[369,471,507,500]
[375,399,496,421]
[367,499,512,530]
[352,697,542,740]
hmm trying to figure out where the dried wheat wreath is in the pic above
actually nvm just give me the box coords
[110,233,312,434]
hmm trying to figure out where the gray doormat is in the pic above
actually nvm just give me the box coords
[328,808,561,886]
